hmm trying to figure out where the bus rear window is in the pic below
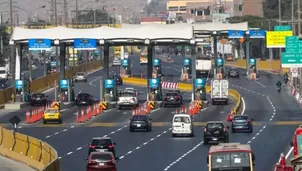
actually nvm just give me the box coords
[211,152,250,168]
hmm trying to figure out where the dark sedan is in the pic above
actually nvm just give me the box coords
[163,92,182,107]
[129,115,152,132]
[228,68,240,78]
[111,75,123,85]
[231,115,253,133]
[30,93,47,106]
[75,93,93,106]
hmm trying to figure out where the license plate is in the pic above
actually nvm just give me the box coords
[37,98,40,100]
[212,138,218,141]
[137,124,141,127]
[98,163,104,166]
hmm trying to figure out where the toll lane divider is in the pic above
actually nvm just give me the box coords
[0,60,103,106]
[0,127,59,171]
[122,77,243,115]
[226,59,289,74]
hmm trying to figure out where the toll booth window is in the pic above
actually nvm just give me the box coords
[90,153,112,161]
[211,152,251,168]
[45,109,59,113]
[91,139,112,146]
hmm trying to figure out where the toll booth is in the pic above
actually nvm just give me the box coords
[194,78,206,101]
[153,58,162,77]
[216,58,225,79]
[148,78,162,101]
[59,79,74,102]
[249,58,257,79]
[121,59,131,75]
[104,79,118,102]
[183,58,191,76]
[15,80,30,102]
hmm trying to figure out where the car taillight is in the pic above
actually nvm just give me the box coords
[223,128,227,132]
[108,144,114,148]
[106,160,115,165]
[76,97,80,100]
[204,128,207,132]
[132,98,135,101]
[165,96,168,100]
[118,98,120,101]
[175,96,180,99]
[89,144,96,148]
[88,160,97,165]
[246,120,251,123]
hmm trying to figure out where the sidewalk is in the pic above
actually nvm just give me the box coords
[0,155,35,171]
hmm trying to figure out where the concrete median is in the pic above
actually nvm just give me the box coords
[0,127,59,171]
[0,60,103,106]
[122,77,243,115]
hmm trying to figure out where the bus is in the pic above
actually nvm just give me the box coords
[207,143,255,171]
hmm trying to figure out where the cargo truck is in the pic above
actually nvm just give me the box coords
[196,57,213,78]
[211,79,229,105]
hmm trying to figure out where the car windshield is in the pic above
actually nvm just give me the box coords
[132,115,148,121]
[173,116,190,123]
[77,94,91,99]
[234,116,249,121]
[118,92,134,97]
[90,153,112,161]
[76,73,84,76]
[32,94,45,98]
[91,139,112,146]
[207,123,224,129]
[45,109,59,113]
[166,93,179,96]
[230,69,238,72]
[211,152,251,168]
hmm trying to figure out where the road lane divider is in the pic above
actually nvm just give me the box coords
[0,127,59,171]
[75,103,104,123]
[0,60,103,107]
[122,77,243,115]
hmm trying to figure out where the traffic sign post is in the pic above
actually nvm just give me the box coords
[274,25,292,31]
[282,36,302,68]
[291,68,298,77]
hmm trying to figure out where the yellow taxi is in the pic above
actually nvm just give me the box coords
[43,108,62,124]
[167,57,172,61]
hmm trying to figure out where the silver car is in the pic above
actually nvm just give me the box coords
[74,72,87,82]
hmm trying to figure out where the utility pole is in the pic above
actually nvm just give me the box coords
[75,0,78,28]
[50,0,54,23]
[54,0,59,73]
[9,0,14,85]
[63,0,68,25]
[292,0,295,35]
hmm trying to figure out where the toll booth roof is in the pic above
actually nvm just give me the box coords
[209,143,252,154]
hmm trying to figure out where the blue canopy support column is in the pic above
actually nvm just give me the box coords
[59,43,66,79]
[15,43,22,80]
[103,44,110,79]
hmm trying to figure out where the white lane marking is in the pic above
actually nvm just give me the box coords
[286,147,293,159]
[58,125,128,159]
[89,76,102,87]
[119,128,171,160]
[44,125,76,139]
[240,97,246,115]
[255,81,266,88]
[163,141,204,171]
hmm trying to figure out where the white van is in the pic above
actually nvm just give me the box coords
[0,67,7,79]
[172,114,194,137]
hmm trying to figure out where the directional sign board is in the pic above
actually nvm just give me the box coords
[227,30,245,38]
[266,31,293,48]
[74,39,97,50]
[281,53,302,68]
[274,25,291,31]
[59,80,69,89]
[9,115,21,127]
[28,39,52,50]
[285,36,302,53]
[249,30,265,38]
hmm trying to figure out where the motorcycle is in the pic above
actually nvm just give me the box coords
[277,86,281,94]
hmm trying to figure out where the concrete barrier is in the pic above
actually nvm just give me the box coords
[226,59,290,73]
[122,77,242,115]
[0,127,59,171]
[0,60,103,106]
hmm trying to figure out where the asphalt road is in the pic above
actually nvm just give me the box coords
[0,155,35,171]
[2,55,296,171]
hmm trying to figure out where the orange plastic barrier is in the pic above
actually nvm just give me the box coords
[75,104,103,123]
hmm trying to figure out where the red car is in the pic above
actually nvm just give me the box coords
[85,151,118,171]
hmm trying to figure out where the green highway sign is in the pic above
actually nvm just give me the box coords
[274,25,292,31]
[285,36,302,53]
[281,52,302,68]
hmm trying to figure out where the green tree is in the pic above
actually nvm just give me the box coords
[145,0,166,16]
[72,8,115,24]
[263,0,294,19]
[0,25,10,65]
[226,15,278,30]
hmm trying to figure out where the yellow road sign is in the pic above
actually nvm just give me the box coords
[266,31,293,48]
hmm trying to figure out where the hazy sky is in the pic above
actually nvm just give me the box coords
[0,0,146,24]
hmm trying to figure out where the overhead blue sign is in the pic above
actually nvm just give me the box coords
[195,78,205,88]
[122,59,128,66]
[228,30,245,38]
[15,80,23,89]
[59,79,69,89]
[249,30,265,38]
[50,61,56,66]
[153,59,161,66]
[216,58,224,66]
[184,58,191,66]
[28,39,52,50]
[149,78,160,88]
[105,79,115,88]
[73,39,97,50]
[249,58,256,65]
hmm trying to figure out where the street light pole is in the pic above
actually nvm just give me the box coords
[54,0,59,74]
[9,0,14,85]
[76,0,78,28]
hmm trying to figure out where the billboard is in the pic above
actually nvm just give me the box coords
[266,31,293,48]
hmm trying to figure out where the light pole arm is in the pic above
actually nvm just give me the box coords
[14,6,30,22]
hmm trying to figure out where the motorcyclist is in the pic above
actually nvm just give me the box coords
[284,72,289,84]
[226,110,235,122]
[276,80,282,88]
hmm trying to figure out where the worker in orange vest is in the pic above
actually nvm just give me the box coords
[226,110,235,122]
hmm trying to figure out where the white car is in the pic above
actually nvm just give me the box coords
[117,90,139,109]
[74,72,87,82]
[125,87,138,96]
[172,114,194,137]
